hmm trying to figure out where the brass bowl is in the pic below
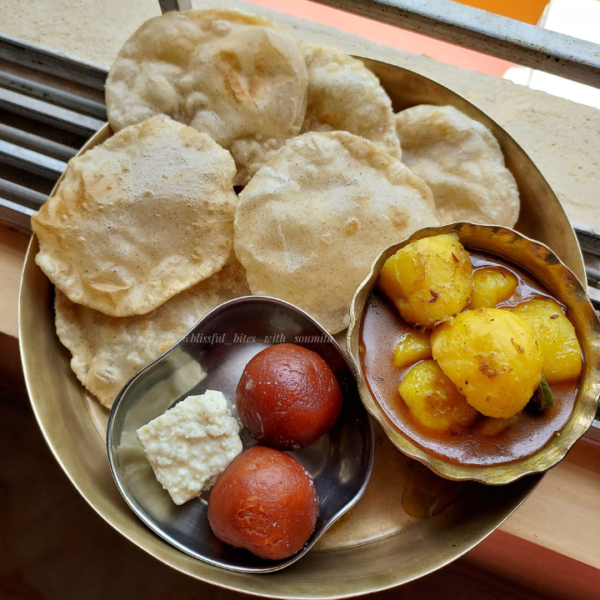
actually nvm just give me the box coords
[347,223,600,486]
[18,58,590,597]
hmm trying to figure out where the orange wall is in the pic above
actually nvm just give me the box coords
[452,0,549,25]
[246,0,516,76]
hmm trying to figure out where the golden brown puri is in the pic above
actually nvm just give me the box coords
[302,44,401,159]
[33,117,238,317]
[54,258,250,407]
[395,105,519,226]
[106,9,308,185]
[234,131,439,334]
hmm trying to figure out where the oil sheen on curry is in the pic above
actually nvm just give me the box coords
[359,233,583,466]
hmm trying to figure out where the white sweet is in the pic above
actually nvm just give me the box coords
[137,390,242,505]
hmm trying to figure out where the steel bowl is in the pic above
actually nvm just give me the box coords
[107,295,374,573]
[347,223,600,485]
[19,57,589,597]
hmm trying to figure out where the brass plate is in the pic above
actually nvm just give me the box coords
[18,59,589,598]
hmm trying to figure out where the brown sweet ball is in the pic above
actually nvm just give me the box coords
[236,344,343,449]
[207,446,319,560]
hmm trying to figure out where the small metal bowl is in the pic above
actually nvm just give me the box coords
[107,295,375,573]
[347,222,600,486]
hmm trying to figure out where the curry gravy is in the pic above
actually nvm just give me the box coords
[359,252,580,466]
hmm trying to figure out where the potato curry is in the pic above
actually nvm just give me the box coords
[360,233,583,466]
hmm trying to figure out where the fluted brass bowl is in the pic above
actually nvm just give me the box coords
[347,223,600,485]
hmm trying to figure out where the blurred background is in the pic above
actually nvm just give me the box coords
[247,0,600,108]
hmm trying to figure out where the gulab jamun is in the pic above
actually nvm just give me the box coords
[236,344,343,449]
[207,446,319,560]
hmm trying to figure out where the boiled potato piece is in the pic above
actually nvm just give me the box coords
[431,308,543,419]
[393,331,432,369]
[398,360,478,431]
[378,233,472,328]
[470,267,517,309]
[510,298,582,383]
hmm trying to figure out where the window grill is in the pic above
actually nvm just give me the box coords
[0,33,105,231]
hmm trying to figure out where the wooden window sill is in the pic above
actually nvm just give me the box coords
[0,223,29,338]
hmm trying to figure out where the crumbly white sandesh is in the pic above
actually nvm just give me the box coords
[302,44,401,160]
[395,104,519,227]
[32,116,237,318]
[106,9,308,185]
[54,258,250,408]
[234,131,439,335]
[137,390,243,505]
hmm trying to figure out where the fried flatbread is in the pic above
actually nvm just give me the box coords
[302,45,401,159]
[33,117,237,317]
[395,105,519,226]
[55,259,250,408]
[234,131,439,334]
[106,9,308,185]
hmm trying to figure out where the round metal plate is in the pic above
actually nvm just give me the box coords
[19,58,586,598]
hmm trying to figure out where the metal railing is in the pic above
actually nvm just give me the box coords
[0,34,105,230]
[309,0,600,87]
